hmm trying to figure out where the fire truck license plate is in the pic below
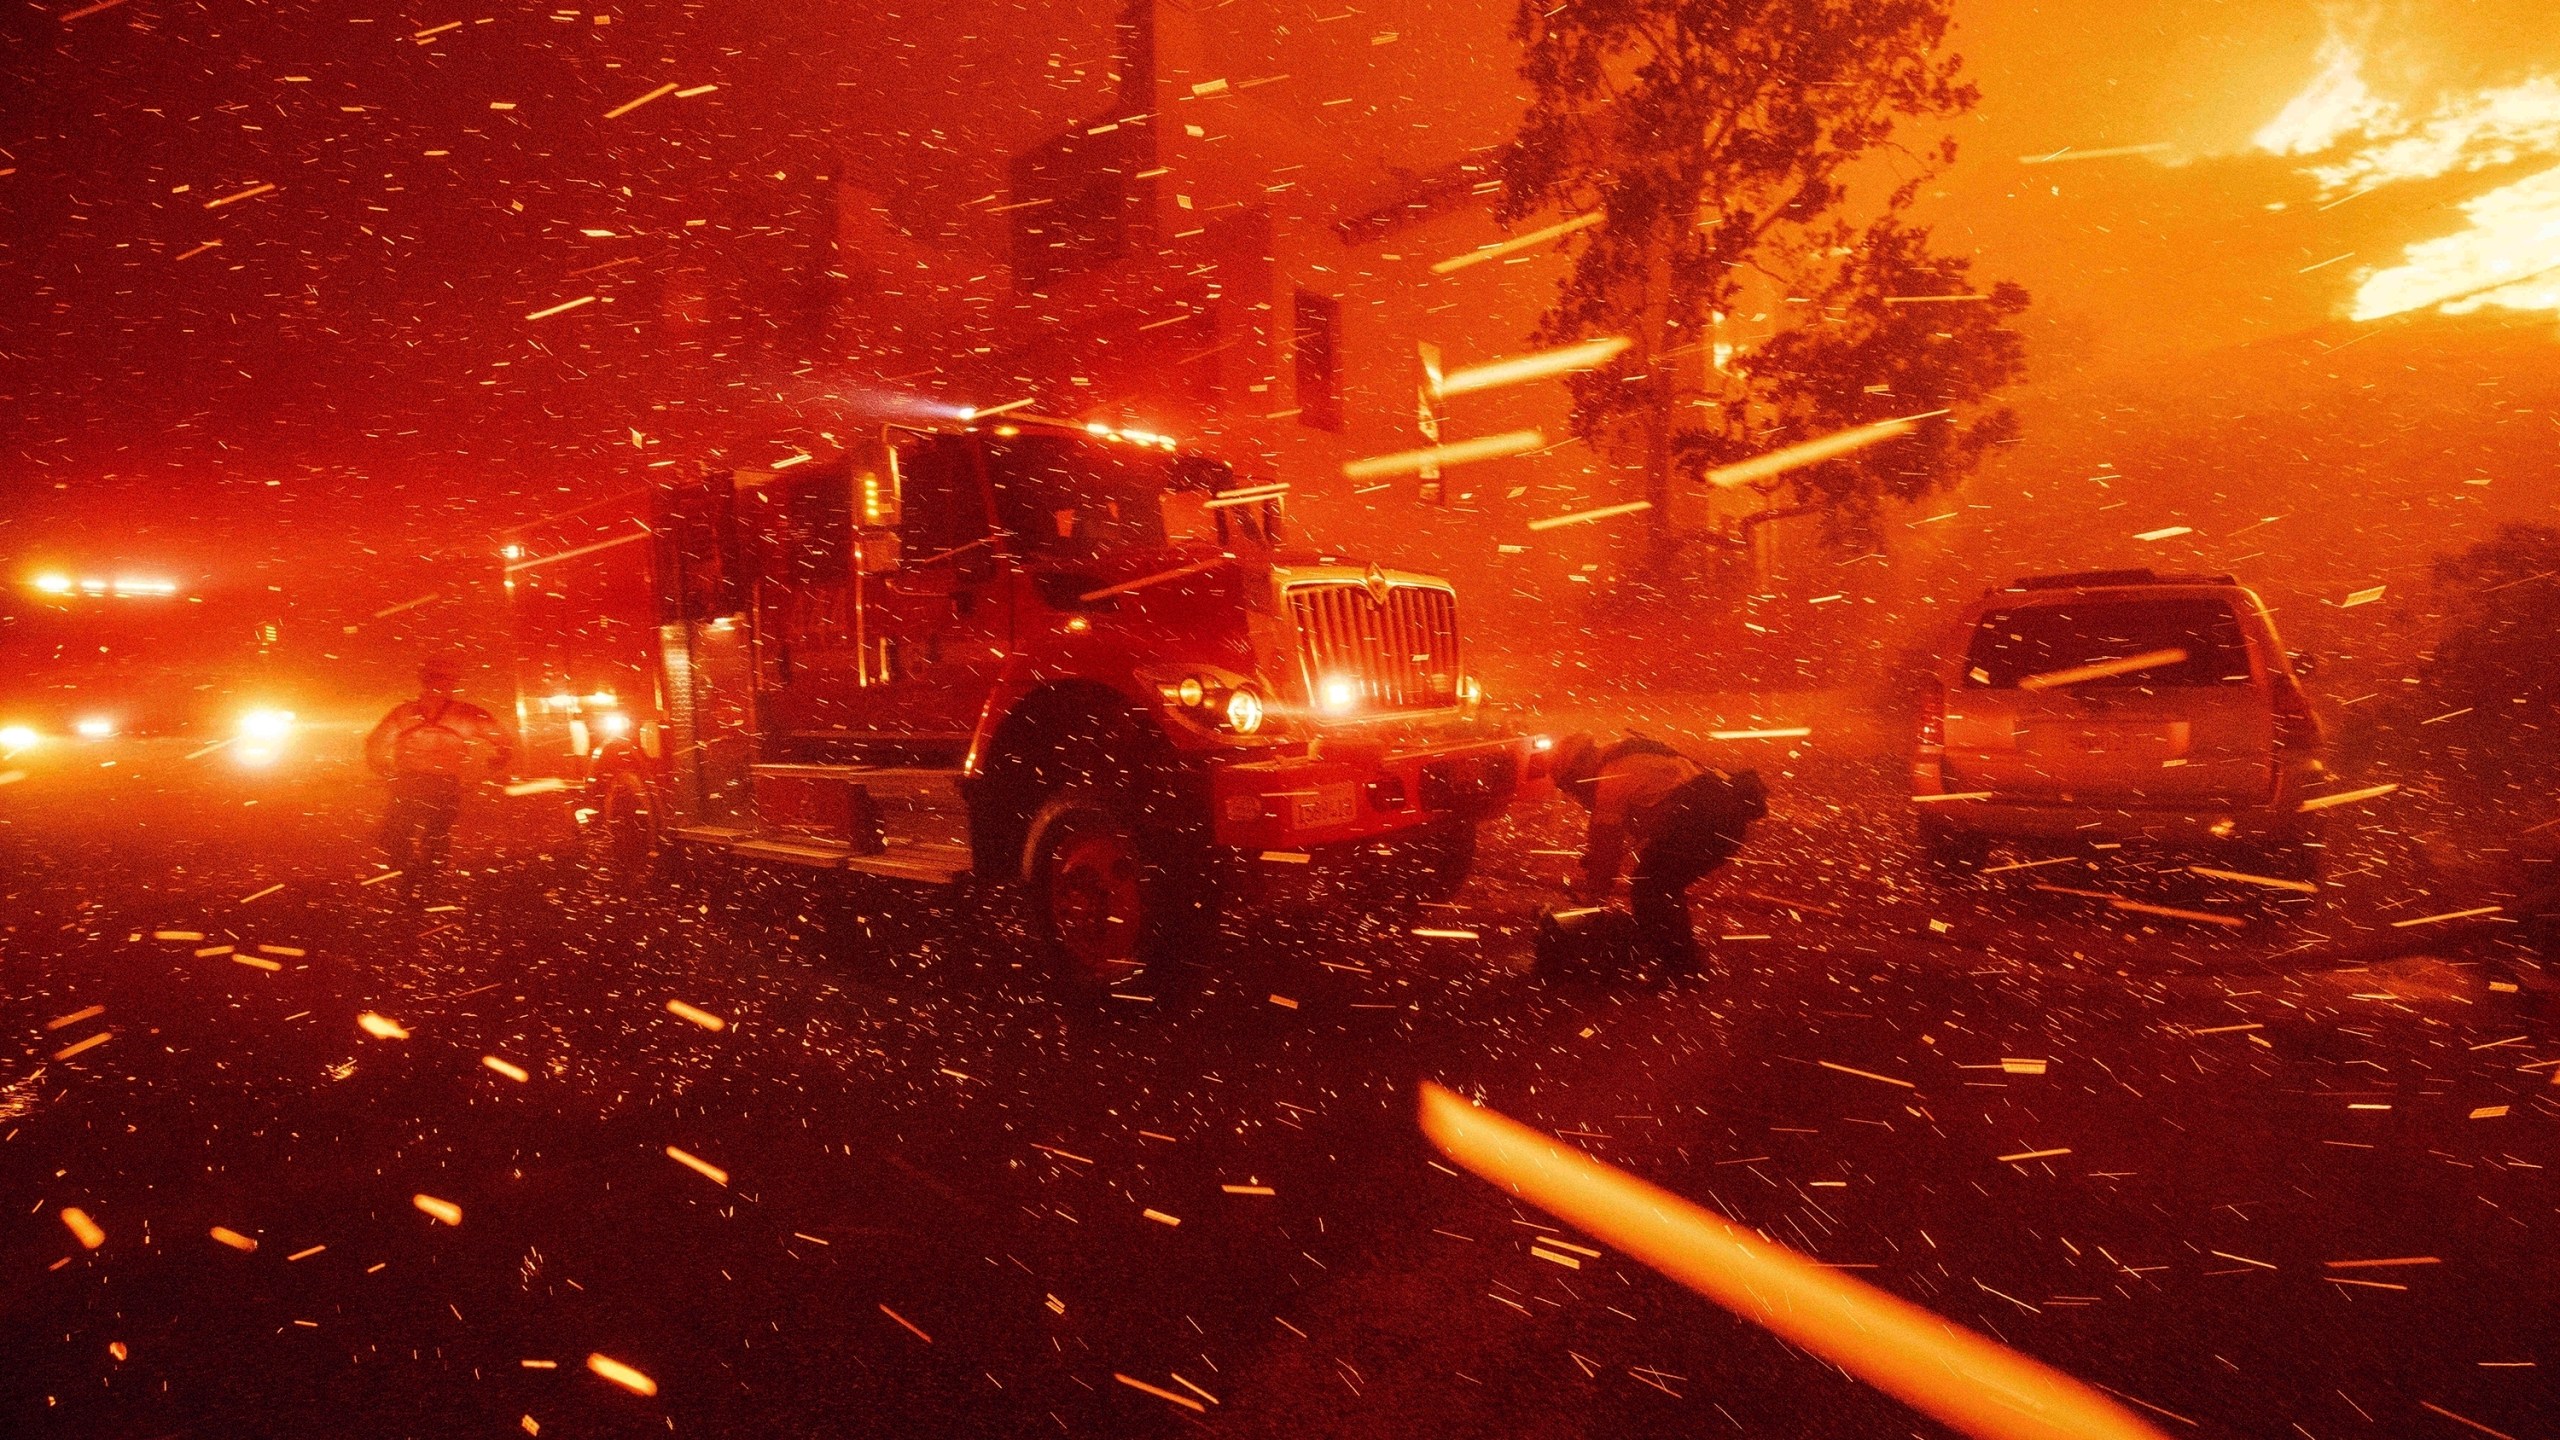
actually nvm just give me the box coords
[1291,783,1359,831]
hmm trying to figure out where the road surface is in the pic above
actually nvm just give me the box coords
[3,721,2553,1438]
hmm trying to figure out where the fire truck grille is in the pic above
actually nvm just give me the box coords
[1288,582,1461,712]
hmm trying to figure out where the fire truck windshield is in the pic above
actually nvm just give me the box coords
[985,433,1230,561]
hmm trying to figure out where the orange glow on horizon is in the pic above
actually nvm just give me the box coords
[2256,39,2560,322]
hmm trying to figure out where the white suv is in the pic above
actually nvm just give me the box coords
[1912,570,2326,877]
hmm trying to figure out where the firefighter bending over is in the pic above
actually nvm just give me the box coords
[1552,734,1768,969]
[364,657,512,906]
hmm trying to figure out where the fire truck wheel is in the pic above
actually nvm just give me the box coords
[593,770,662,887]
[1916,818,1989,878]
[1396,820,1480,905]
[1026,791,1156,992]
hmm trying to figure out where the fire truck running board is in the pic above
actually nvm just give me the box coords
[748,762,966,796]
[716,834,973,885]
[728,837,860,869]
[844,841,973,884]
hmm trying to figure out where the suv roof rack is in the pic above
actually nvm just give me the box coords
[2004,568,2236,591]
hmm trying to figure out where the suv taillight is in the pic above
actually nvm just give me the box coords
[1918,687,1945,749]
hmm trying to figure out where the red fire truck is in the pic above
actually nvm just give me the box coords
[502,414,1549,988]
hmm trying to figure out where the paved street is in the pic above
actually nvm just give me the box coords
[4,717,2555,1438]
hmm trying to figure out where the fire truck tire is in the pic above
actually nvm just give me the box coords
[1394,819,1479,905]
[591,770,666,889]
[1916,818,1990,877]
[2240,829,2324,886]
[1025,789,1183,993]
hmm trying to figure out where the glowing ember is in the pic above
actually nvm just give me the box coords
[585,1352,658,1396]
[356,1012,409,1041]
[61,1207,105,1249]
[665,999,726,1031]
[665,1145,729,1185]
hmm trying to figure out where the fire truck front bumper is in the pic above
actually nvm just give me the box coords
[1208,731,1553,852]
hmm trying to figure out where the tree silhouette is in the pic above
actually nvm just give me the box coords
[1498,0,2028,569]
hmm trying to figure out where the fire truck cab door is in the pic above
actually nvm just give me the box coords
[849,436,1010,752]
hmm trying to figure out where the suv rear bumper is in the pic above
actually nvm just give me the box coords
[1209,732,1550,851]
[1911,756,2321,844]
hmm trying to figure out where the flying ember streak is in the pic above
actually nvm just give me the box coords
[1526,499,1651,532]
[665,999,726,1031]
[586,1353,658,1396]
[1429,211,1603,274]
[1432,337,1629,398]
[2018,648,2188,691]
[1706,414,1934,489]
[61,1208,105,1249]
[1341,430,1546,480]
[2015,143,2173,165]
[665,1146,729,1185]
[1418,1085,2170,1440]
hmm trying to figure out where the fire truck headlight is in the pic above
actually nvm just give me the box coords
[1177,676,1206,708]
[238,708,295,743]
[34,573,72,594]
[1458,675,1483,707]
[1319,676,1358,714]
[0,724,39,752]
[1222,686,1265,735]
[75,716,116,740]
[598,711,632,738]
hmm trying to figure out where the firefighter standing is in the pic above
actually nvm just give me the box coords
[364,657,512,906]
[1552,733,1768,970]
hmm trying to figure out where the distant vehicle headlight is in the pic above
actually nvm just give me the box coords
[74,716,116,739]
[1222,686,1265,735]
[0,724,38,752]
[238,708,296,743]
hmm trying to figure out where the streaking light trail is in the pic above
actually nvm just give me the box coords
[1417,1083,2173,1440]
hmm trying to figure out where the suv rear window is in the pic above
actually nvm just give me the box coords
[1965,597,2253,689]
